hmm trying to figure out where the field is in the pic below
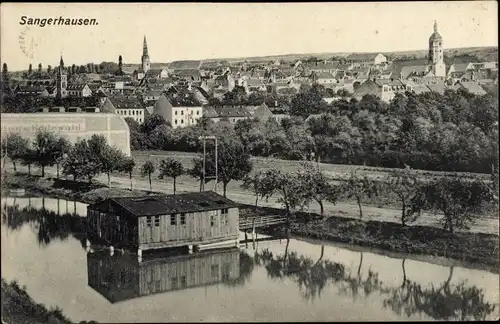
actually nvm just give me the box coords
[132,150,492,182]
[2,150,498,235]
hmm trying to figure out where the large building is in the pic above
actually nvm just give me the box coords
[86,191,240,251]
[0,112,131,156]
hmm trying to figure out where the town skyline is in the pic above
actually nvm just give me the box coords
[1,2,498,71]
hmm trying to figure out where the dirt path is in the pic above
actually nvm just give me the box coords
[6,164,499,235]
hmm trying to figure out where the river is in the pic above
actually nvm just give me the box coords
[1,196,499,322]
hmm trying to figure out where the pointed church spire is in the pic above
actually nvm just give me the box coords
[434,20,438,33]
[143,35,149,57]
[60,53,64,68]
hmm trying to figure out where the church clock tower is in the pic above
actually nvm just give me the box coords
[428,21,446,77]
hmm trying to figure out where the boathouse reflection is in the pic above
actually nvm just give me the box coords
[87,248,243,303]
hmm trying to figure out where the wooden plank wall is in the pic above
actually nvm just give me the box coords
[138,207,239,245]
[138,249,240,296]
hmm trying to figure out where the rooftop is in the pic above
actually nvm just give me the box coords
[90,191,239,217]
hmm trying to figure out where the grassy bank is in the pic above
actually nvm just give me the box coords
[245,205,499,271]
[1,279,80,324]
[3,172,499,271]
[3,172,150,204]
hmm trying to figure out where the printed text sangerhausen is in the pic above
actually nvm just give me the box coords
[19,16,98,27]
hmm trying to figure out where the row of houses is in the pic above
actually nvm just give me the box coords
[100,91,282,127]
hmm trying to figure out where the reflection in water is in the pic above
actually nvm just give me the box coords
[87,248,247,303]
[383,260,497,321]
[2,197,498,321]
[1,197,87,248]
[255,240,497,321]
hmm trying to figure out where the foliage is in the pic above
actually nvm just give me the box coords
[32,129,60,177]
[119,156,136,190]
[62,139,101,183]
[257,168,309,217]
[2,133,30,172]
[190,137,253,197]
[341,170,379,219]
[407,176,494,233]
[296,162,339,216]
[52,136,72,178]
[158,158,184,194]
[384,168,421,226]
[140,160,156,191]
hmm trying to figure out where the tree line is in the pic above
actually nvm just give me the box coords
[3,130,495,234]
[127,84,498,174]
[242,162,495,233]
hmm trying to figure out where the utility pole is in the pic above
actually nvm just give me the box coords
[198,135,218,193]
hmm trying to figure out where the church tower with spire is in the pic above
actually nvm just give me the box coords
[56,55,67,98]
[141,36,151,74]
[428,21,446,77]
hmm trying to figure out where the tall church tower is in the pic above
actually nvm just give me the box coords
[428,21,446,77]
[56,55,67,98]
[141,36,151,74]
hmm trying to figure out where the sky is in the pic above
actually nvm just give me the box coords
[1,1,498,71]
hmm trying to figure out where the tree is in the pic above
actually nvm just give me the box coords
[258,168,309,218]
[20,147,36,176]
[141,114,169,135]
[28,63,32,75]
[297,162,338,216]
[2,133,30,172]
[384,168,421,226]
[100,146,126,188]
[158,158,184,195]
[71,64,77,75]
[37,63,42,74]
[32,130,59,177]
[195,138,253,197]
[119,156,136,190]
[62,139,101,183]
[52,137,72,178]
[407,176,493,233]
[241,171,265,206]
[188,157,205,192]
[341,170,379,219]
[47,65,52,74]
[140,161,156,192]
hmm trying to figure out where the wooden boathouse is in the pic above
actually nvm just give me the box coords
[86,191,240,252]
[87,248,240,303]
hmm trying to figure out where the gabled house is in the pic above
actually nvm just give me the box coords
[153,94,203,128]
[203,105,253,124]
[245,103,274,122]
[242,78,267,94]
[353,78,405,103]
[452,81,487,96]
[67,83,92,97]
[101,95,147,124]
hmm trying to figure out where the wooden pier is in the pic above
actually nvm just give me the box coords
[239,215,288,230]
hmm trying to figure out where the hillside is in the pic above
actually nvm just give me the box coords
[122,46,498,67]
[9,47,497,72]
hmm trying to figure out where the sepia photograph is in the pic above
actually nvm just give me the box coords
[0,1,499,322]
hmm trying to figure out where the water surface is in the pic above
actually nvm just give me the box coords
[1,197,499,322]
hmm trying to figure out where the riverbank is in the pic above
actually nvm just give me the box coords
[1,278,77,324]
[3,172,499,271]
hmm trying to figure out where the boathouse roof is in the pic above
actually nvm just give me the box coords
[88,191,239,216]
